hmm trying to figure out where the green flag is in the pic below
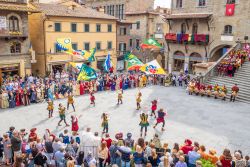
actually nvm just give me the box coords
[141,38,162,49]
[124,53,144,71]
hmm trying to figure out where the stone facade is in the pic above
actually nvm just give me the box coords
[0,5,34,80]
[166,0,250,73]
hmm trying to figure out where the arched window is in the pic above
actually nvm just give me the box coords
[9,16,19,31]
[192,23,198,34]
[224,25,233,35]
[181,23,186,33]
[10,41,21,53]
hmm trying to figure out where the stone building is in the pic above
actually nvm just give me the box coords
[0,0,37,82]
[83,0,170,69]
[164,0,250,73]
[29,1,117,76]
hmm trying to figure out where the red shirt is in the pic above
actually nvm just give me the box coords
[220,155,232,167]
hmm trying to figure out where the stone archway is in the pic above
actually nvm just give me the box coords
[173,51,185,71]
[189,52,203,73]
[209,44,232,62]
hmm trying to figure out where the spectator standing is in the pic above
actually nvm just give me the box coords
[187,147,201,167]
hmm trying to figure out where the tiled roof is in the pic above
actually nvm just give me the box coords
[125,11,159,15]
[0,2,39,12]
[117,20,134,24]
[31,3,117,20]
[164,13,212,19]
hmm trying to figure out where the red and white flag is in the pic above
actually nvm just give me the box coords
[225,4,235,16]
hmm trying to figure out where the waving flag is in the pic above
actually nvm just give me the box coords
[104,53,112,72]
[82,48,96,62]
[140,59,166,75]
[141,38,162,49]
[77,64,97,81]
[124,53,144,71]
[56,38,84,59]
[56,38,73,51]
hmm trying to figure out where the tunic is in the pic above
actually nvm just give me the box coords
[68,95,74,104]
[139,115,149,127]
[72,117,79,132]
[47,101,54,111]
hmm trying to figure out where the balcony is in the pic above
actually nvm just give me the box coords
[165,33,209,45]
[0,0,27,3]
[0,29,28,39]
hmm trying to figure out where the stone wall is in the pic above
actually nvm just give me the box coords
[0,10,31,75]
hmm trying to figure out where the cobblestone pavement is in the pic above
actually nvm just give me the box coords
[0,86,249,154]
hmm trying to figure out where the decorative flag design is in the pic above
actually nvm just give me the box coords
[141,38,162,49]
[77,64,97,81]
[104,53,113,72]
[69,62,83,71]
[225,3,235,16]
[56,38,73,52]
[82,48,96,62]
[124,53,144,71]
[140,59,167,75]
[56,38,97,61]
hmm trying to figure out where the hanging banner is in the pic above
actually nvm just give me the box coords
[0,16,7,32]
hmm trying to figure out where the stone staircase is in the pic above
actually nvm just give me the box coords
[206,60,250,104]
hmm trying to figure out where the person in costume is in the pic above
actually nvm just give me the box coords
[58,103,69,126]
[71,115,79,133]
[151,100,157,118]
[8,91,16,108]
[139,112,149,137]
[117,90,123,105]
[199,84,206,97]
[153,109,167,131]
[206,85,213,97]
[23,86,30,106]
[230,84,239,102]
[90,92,95,106]
[101,113,109,134]
[194,83,200,96]
[47,99,54,118]
[136,91,142,110]
[219,85,228,101]
[67,92,75,112]
[188,81,195,95]
[213,84,220,99]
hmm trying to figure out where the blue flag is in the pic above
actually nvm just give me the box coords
[104,53,112,72]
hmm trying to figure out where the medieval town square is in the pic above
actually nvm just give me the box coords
[1,0,250,166]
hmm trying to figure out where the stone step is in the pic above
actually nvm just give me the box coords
[207,81,250,92]
[208,79,250,86]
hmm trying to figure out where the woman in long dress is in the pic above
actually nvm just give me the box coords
[8,91,16,108]
[72,81,77,96]
[76,82,80,96]
[79,81,84,95]
[36,86,42,102]
[2,90,9,109]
